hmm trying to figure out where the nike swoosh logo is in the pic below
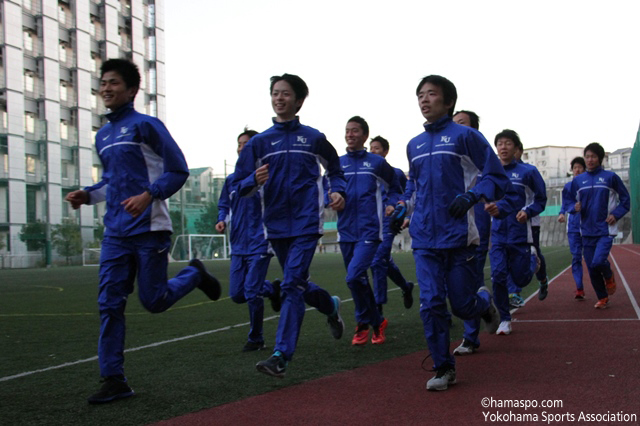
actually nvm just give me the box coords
[343,164,351,168]
[417,143,426,149]
[271,139,283,145]
[466,255,475,262]
[158,247,168,254]
[102,135,110,141]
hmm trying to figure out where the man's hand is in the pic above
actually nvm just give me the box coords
[606,214,617,225]
[574,201,581,212]
[328,192,345,211]
[389,202,407,234]
[484,202,500,218]
[448,191,478,219]
[385,205,395,216]
[402,218,410,229]
[65,190,89,210]
[558,213,566,223]
[215,221,226,233]
[121,191,153,218]
[516,210,528,223]
[255,164,269,185]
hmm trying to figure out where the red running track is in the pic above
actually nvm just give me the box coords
[154,245,640,426]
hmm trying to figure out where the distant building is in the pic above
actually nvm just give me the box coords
[521,146,584,182]
[1,0,166,267]
[169,168,225,234]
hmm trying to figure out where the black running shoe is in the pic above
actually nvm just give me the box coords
[327,296,345,339]
[403,281,414,309]
[269,279,282,312]
[189,259,221,301]
[538,278,549,301]
[242,341,267,352]
[87,376,135,404]
[256,351,287,378]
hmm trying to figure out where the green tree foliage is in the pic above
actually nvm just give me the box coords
[51,218,83,265]
[19,220,47,252]
[170,210,185,244]
[194,201,218,234]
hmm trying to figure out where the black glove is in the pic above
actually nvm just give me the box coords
[389,203,407,234]
[448,191,478,219]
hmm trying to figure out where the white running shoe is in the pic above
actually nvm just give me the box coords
[496,321,512,335]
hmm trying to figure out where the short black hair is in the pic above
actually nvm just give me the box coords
[270,74,309,112]
[584,142,605,164]
[416,75,457,117]
[570,156,586,169]
[347,116,369,138]
[238,126,258,141]
[453,110,480,130]
[100,58,141,95]
[494,129,523,150]
[370,135,389,152]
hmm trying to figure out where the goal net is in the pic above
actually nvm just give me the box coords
[170,234,228,262]
[83,248,102,266]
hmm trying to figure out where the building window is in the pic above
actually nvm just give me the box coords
[60,120,68,140]
[90,19,96,37]
[26,155,36,175]
[541,149,546,156]
[58,5,66,23]
[91,92,97,109]
[91,128,98,141]
[25,113,35,134]
[24,31,33,51]
[149,99,157,117]
[523,153,529,161]
[60,44,67,63]
[92,165,100,183]
[91,55,97,73]
[61,160,69,179]
[23,0,32,11]
[2,111,7,130]
[24,72,34,92]
[623,156,629,166]
[610,157,619,166]
[60,81,67,101]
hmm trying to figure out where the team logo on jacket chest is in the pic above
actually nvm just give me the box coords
[361,161,373,169]
[117,126,132,139]
[297,136,307,143]
[511,172,520,179]
[441,136,451,143]
[598,177,605,183]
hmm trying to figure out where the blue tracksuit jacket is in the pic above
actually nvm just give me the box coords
[337,149,401,242]
[560,180,581,234]
[84,102,189,236]
[569,167,630,237]
[491,160,547,245]
[233,118,346,239]
[402,116,512,249]
[217,173,269,255]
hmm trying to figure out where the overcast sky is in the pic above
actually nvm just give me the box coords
[164,0,640,176]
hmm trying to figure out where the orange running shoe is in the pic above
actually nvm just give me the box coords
[575,289,585,300]
[605,274,616,295]
[594,297,609,309]
[371,318,389,344]
[351,325,369,345]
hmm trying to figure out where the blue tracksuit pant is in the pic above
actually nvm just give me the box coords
[461,246,488,346]
[340,241,383,327]
[532,226,547,282]
[414,246,491,370]
[98,232,201,377]
[582,235,614,300]
[568,232,583,291]
[491,243,536,321]
[269,235,335,361]
[371,232,410,305]
[229,254,275,344]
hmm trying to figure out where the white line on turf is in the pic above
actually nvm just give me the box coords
[618,245,640,256]
[513,318,639,323]
[0,296,357,383]
[510,265,571,313]
[611,252,640,320]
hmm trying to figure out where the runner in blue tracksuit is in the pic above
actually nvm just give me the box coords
[389,75,506,391]
[216,128,281,352]
[369,135,414,315]
[487,130,547,336]
[569,143,630,309]
[338,118,402,346]
[558,157,586,299]
[65,59,221,404]
[233,74,347,378]
[451,110,490,355]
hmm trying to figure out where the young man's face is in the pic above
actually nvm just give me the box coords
[237,134,251,155]
[584,150,601,170]
[100,70,137,110]
[453,112,471,127]
[345,121,367,151]
[369,141,388,158]
[572,162,585,177]
[495,138,517,165]
[417,83,453,123]
[271,80,302,122]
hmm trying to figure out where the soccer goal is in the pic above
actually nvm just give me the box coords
[170,234,228,262]
[83,248,102,266]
